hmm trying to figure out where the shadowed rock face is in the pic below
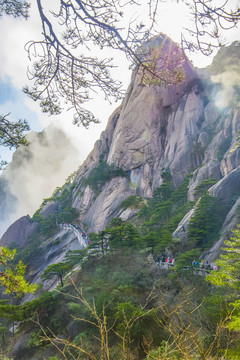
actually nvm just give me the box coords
[0,216,38,248]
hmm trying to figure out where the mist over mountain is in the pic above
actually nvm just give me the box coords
[0,123,82,236]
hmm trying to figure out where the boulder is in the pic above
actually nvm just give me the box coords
[0,215,37,248]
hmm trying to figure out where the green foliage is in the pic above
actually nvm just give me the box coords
[138,172,194,254]
[188,191,223,249]
[40,214,58,236]
[57,206,79,224]
[206,225,240,331]
[0,114,30,168]
[41,262,72,287]
[83,159,128,193]
[52,183,79,224]
[142,231,162,255]
[89,230,109,255]
[65,248,88,267]
[76,253,159,313]
[174,248,202,272]
[31,210,57,237]
[120,195,144,210]
[114,301,156,344]
[145,340,178,360]
[108,219,142,251]
[27,329,43,348]
[20,290,66,334]
[0,114,30,148]
[0,247,37,296]
[89,219,142,256]
[193,178,217,198]
[4,249,238,359]
[0,302,23,324]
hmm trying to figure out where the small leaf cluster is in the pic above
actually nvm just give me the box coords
[0,247,37,296]
[206,225,240,331]
[83,159,128,193]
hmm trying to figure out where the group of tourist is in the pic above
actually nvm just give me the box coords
[155,254,175,265]
[192,259,218,271]
[153,254,218,271]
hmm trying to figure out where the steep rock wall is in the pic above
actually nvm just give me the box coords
[72,37,214,233]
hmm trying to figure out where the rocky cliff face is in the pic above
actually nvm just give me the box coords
[71,39,240,247]
[0,216,38,248]
[2,37,240,263]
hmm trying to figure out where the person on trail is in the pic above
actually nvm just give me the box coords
[206,262,211,270]
[192,259,195,267]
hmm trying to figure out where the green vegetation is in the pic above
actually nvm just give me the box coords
[83,158,128,193]
[206,225,240,331]
[0,114,30,168]
[174,248,202,271]
[6,251,237,359]
[120,195,144,210]
[0,247,36,296]
[31,180,79,236]
[193,178,217,198]
[188,191,223,249]
[41,262,72,287]
[137,172,194,255]
[1,169,240,359]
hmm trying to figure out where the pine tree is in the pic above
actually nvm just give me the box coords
[41,262,71,287]
[188,192,221,249]
[0,247,36,296]
[206,225,240,330]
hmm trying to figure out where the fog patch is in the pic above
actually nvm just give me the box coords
[0,123,82,236]
[212,69,240,109]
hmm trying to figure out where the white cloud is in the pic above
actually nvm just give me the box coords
[0,123,85,235]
